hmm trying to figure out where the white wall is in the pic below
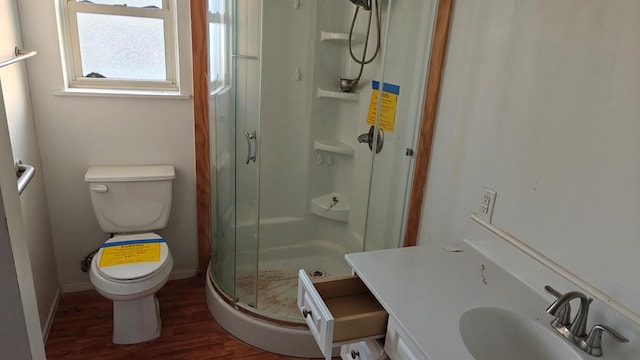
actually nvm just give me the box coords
[1,0,61,335]
[420,0,640,318]
[17,0,198,290]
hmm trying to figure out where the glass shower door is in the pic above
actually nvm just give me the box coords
[232,0,261,308]
[209,0,236,299]
[364,0,437,251]
[209,0,260,308]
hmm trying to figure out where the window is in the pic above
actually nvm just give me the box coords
[207,0,230,93]
[61,0,178,91]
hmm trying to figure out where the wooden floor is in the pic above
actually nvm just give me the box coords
[45,276,307,360]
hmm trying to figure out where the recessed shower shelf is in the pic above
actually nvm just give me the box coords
[310,193,350,223]
[320,30,365,43]
[314,140,354,156]
[317,88,359,101]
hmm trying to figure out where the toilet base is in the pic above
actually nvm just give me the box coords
[112,295,161,344]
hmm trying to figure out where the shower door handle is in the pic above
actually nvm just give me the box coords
[15,160,35,195]
[244,130,257,164]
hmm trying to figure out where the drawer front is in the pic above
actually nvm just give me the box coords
[298,270,388,360]
[297,269,335,359]
[341,340,387,360]
[384,317,428,360]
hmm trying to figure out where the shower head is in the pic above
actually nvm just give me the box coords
[348,0,371,10]
[339,76,360,93]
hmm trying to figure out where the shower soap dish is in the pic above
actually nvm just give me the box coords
[314,140,354,156]
[320,30,365,43]
[310,193,350,222]
[317,88,359,101]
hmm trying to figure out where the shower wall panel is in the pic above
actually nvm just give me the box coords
[259,1,314,224]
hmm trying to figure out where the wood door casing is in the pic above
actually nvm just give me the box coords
[403,0,454,247]
[191,0,210,274]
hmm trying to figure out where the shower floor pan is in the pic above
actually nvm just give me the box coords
[206,240,352,357]
[237,240,352,322]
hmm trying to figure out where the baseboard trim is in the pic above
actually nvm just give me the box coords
[62,281,93,293]
[42,287,62,343]
[169,269,197,281]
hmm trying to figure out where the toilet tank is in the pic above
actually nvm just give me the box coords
[84,165,176,233]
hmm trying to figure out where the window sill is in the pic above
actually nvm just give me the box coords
[53,88,192,100]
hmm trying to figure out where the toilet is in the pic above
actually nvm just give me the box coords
[84,165,176,344]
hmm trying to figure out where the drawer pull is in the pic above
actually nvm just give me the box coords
[302,307,312,318]
[350,349,360,359]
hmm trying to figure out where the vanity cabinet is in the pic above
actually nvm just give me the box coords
[300,240,639,360]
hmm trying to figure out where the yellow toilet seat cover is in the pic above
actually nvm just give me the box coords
[96,232,170,280]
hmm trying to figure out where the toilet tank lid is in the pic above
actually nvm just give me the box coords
[84,165,175,182]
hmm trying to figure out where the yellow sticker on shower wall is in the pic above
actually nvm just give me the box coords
[99,243,161,267]
[367,81,400,132]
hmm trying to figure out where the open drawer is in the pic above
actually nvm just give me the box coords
[297,269,388,360]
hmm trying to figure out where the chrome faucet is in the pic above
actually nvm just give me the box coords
[545,286,628,357]
[544,286,572,330]
[546,288,592,338]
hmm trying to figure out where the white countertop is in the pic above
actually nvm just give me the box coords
[345,242,592,360]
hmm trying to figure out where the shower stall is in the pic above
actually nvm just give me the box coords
[204,0,437,356]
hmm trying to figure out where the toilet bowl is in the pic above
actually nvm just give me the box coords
[89,232,174,344]
[84,165,176,344]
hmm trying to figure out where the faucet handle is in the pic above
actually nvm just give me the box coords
[545,285,572,327]
[585,324,629,357]
[544,285,563,298]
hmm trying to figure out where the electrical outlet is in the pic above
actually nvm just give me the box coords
[478,187,497,223]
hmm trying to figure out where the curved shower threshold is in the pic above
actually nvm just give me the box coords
[205,268,336,358]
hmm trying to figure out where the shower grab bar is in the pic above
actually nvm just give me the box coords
[232,53,258,60]
[15,161,35,195]
[0,47,37,69]
[244,131,257,164]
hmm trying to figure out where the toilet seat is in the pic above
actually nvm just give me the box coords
[95,232,170,281]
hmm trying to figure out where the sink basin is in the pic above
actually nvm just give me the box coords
[459,307,582,360]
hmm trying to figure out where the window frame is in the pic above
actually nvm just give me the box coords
[207,0,231,95]
[62,0,179,91]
